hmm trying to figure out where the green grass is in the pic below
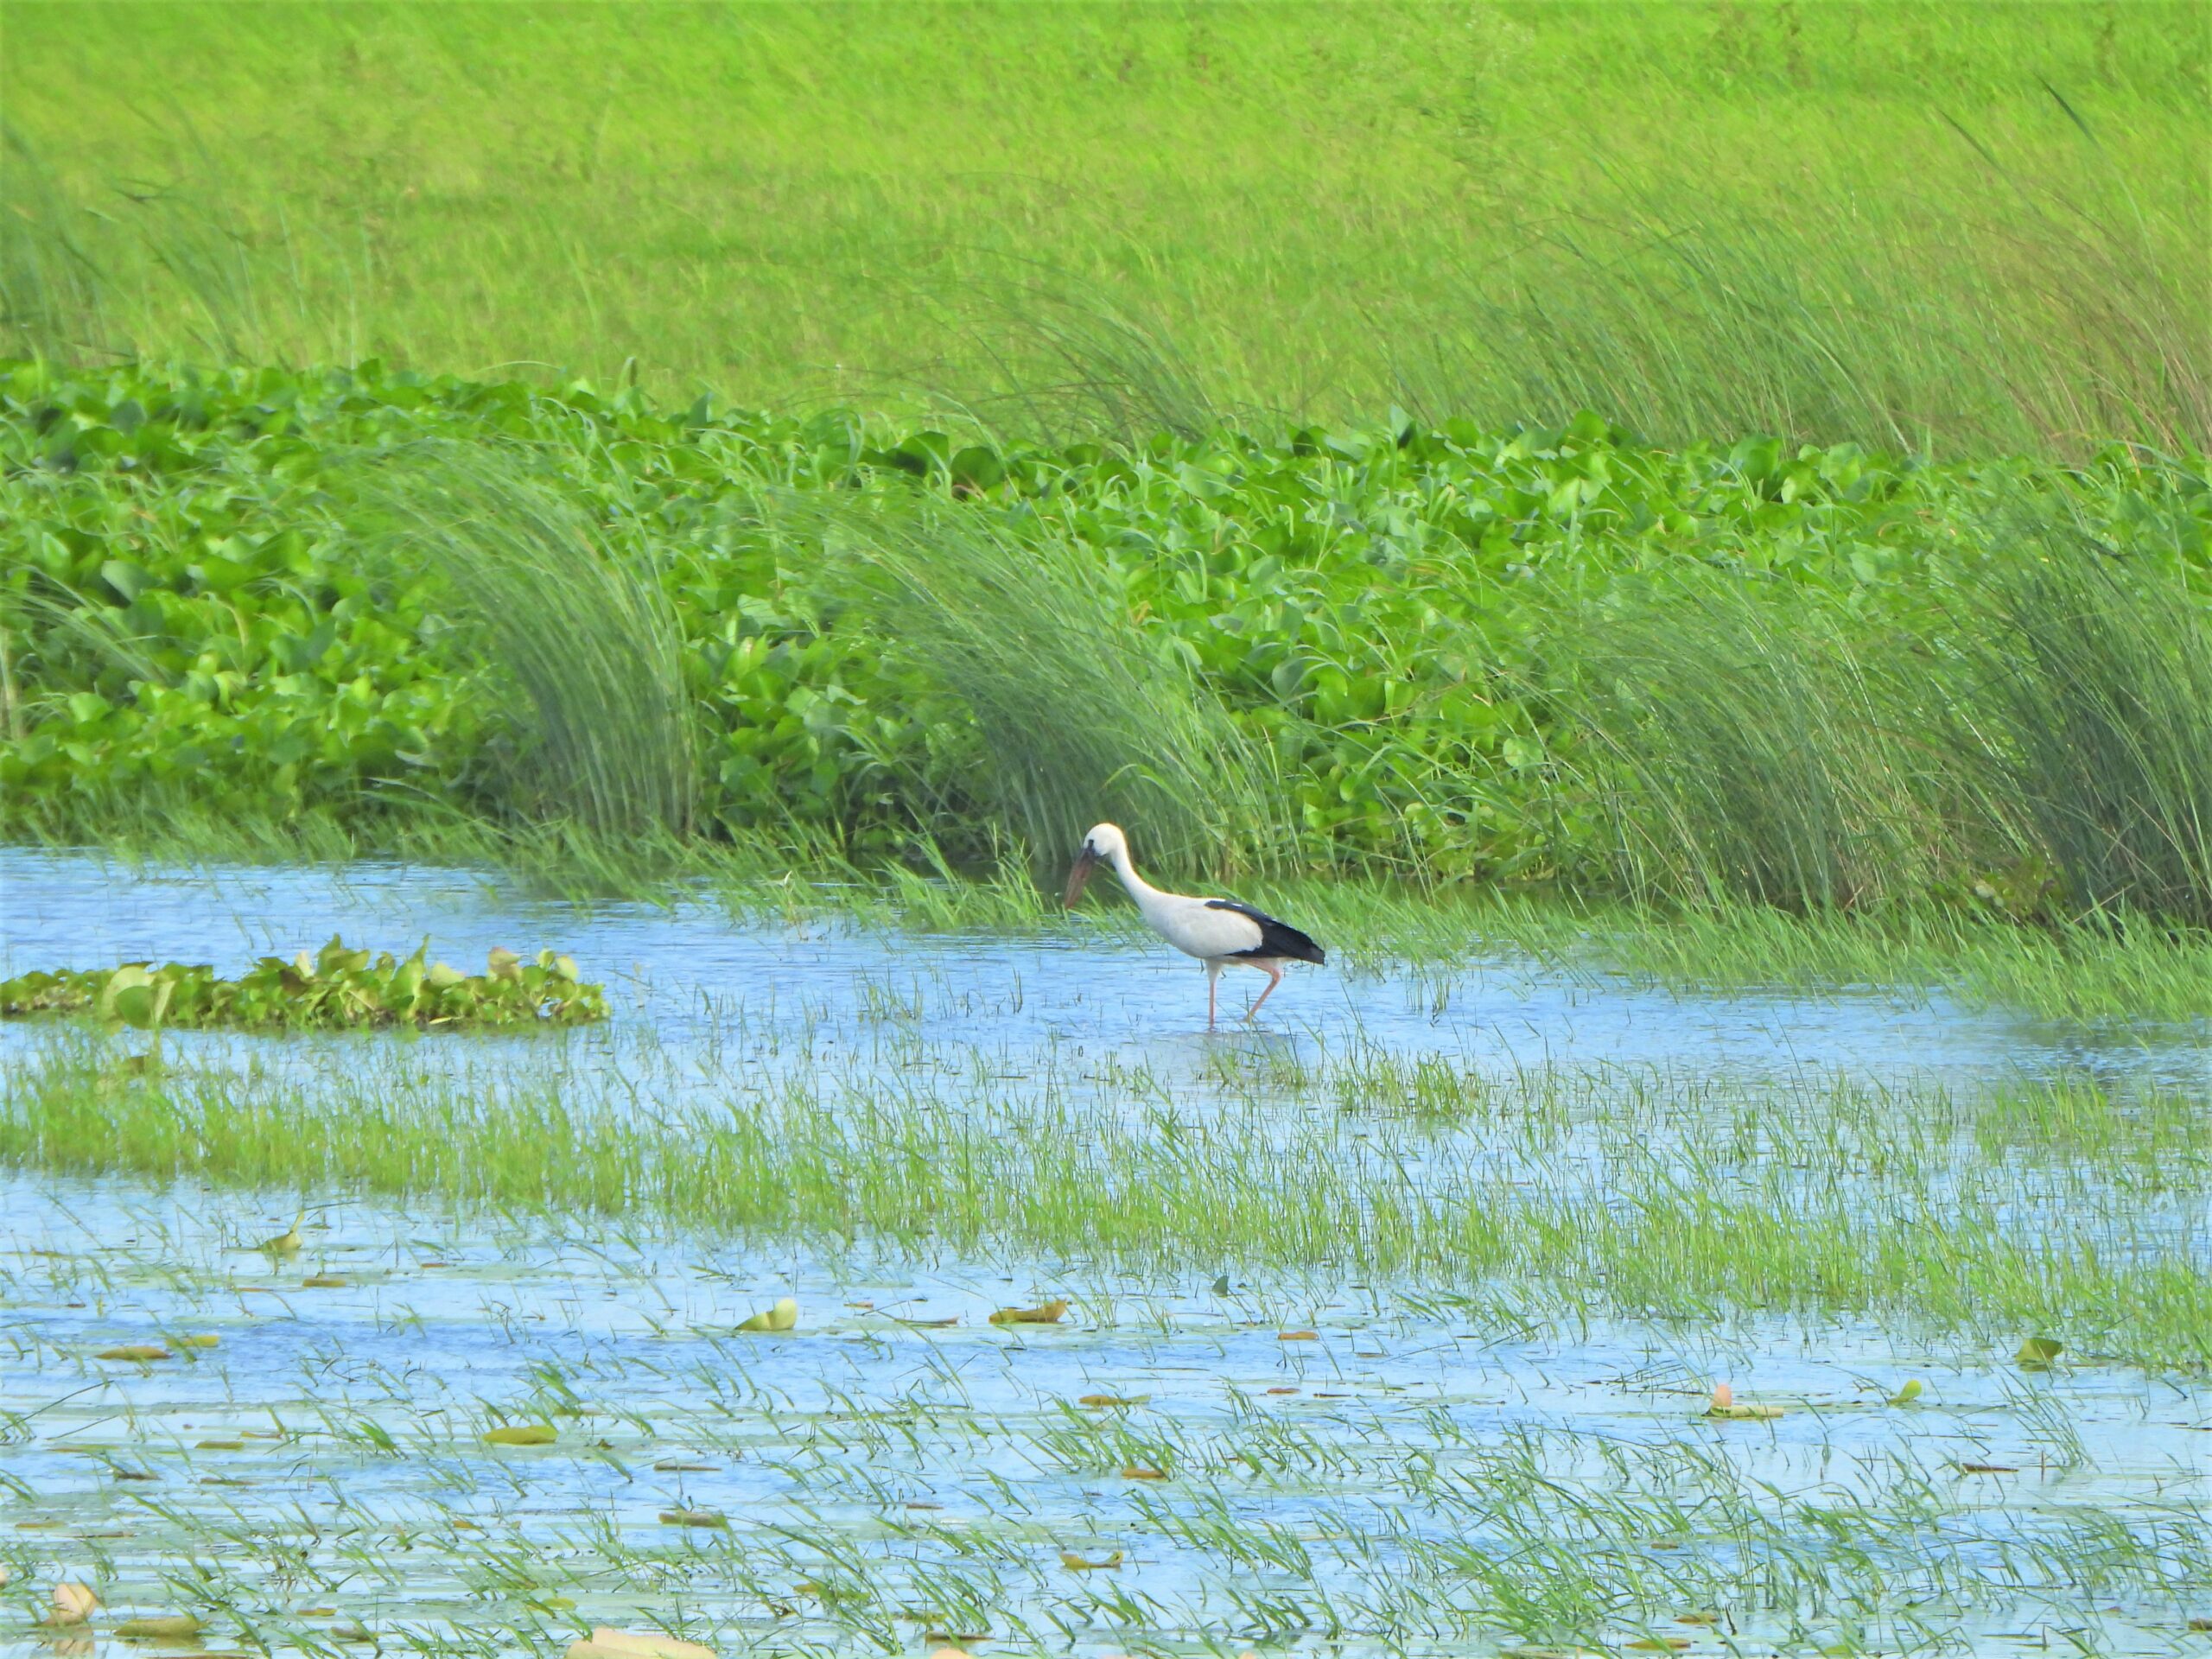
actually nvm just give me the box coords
[3,2,2205,454]
[7,1033,2204,1371]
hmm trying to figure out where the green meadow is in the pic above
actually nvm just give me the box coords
[3,5,2210,1656]
[4,3,2205,449]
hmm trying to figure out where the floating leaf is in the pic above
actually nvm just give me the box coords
[1058,1549,1123,1570]
[658,1510,728,1528]
[1278,1329,1319,1341]
[989,1298,1068,1325]
[173,1334,219,1350]
[1887,1378,1923,1406]
[735,1296,798,1333]
[1077,1394,1146,1408]
[1960,1461,2018,1474]
[1707,1402,1786,1421]
[482,1423,557,1446]
[1209,1273,1230,1295]
[302,1274,349,1289]
[96,1344,173,1363]
[49,1583,99,1625]
[116,1616,204,1639]
[1624,1642,1692,1652]
[258,1213,304,1255]
[1121,1464,1167,1480]
[2015,1336,2063,1369]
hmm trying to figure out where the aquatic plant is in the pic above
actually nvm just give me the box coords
[0,937,605,1030]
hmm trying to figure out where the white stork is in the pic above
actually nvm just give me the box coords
[1063,822,1325,1028]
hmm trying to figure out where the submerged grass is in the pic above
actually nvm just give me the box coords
[6,1036,2203,1370]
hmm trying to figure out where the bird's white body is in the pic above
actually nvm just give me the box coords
[1065,822,1324,1027]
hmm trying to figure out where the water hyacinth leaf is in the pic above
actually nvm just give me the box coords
[988,1298,1068,1325]
[735,1296,798,1332]
[2015,1336,2064,1368]
[487,946,521,981]
[482,1423,557,1446]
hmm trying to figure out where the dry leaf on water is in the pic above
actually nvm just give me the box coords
[1277,1329,1319,1341]
[95,1344,173,1363]
[658,1509,727,1528]
[302,1274,349,1288]
[1077,1394,1145,1408]
[988,1298,1067,1325]
[735,1297,798,1333]
[1059,1550,1123,1570]
[569,1630,716,1659]
[1121,1464,1167,1480]
[116,1616,205,1639]
[48,1583,99,1626]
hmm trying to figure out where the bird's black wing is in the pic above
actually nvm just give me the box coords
[1205,899,1325,964]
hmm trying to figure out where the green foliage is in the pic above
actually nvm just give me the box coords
[0,937,606,1031]
[3,359,2208,908]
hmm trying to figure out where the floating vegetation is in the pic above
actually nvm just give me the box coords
[0,936,606,1030]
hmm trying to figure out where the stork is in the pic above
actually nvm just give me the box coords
[1063,823,1325,1028]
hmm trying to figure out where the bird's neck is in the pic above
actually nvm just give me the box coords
[1107,847,1171,912]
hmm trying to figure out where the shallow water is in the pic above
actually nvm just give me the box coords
[2,851,2208,1656]
[2,1174,2205,1659]
[3,851,2206,1096]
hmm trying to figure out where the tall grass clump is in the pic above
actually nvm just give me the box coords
[1550,571,1935,912]
[1555,499,2212,930]
[353,442,696,841]
[1956,512,2212,926]
[788,495,1287,880]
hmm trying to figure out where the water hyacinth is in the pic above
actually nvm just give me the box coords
[0,936,605,1030]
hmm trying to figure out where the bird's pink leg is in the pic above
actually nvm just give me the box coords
[1246,962,1285,1020]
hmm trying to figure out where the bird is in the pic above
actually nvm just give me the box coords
[1063,822,1325,1028]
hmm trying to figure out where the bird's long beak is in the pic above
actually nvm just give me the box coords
[1064,847,1098,908]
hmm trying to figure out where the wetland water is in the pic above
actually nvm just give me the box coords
[2,851,2207,1657]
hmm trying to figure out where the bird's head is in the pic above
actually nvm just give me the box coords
[1064,822,1127,907]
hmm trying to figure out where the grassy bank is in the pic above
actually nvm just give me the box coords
[2,3,2205,454]
[6,359,2210,938]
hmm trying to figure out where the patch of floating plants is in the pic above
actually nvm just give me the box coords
[0,937,606,1031]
